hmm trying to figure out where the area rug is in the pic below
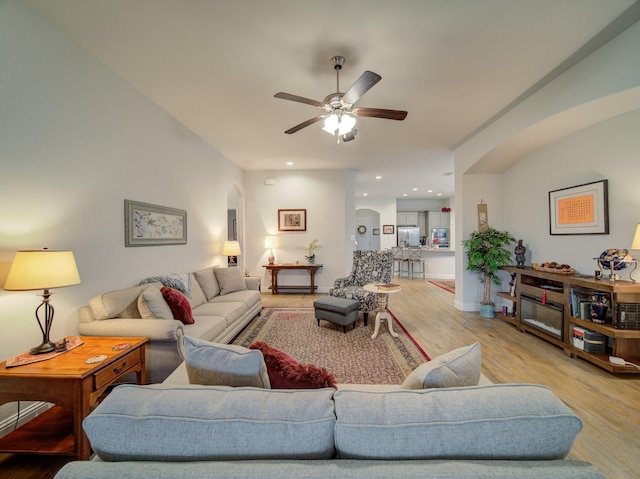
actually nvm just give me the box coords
[428,280,455,293]
[232,307,429,384]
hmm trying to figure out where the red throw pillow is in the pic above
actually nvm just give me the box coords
[249,341,337,389]
[161,287,194,324]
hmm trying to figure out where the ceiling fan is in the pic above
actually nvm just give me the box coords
[274,56,408,142]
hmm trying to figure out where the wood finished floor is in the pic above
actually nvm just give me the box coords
[2,277,638,478]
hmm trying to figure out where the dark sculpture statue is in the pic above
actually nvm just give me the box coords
[515,239,526,268]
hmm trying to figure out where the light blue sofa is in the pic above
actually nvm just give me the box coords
[54,383,603,479]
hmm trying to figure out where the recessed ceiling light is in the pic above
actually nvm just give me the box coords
[402,193,408,197]
[437,193,442,196]
[412,188,418,191]
[363,193,368,196]
[427,190,433,193]
[286,161,294,166]
[375,176,382,180]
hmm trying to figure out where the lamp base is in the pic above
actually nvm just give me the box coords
[30,340,56,355]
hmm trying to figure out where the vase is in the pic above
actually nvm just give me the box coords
[479,303,495,318]
[307,256,315,264]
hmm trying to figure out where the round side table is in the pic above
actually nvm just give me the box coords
[363,283,402,339]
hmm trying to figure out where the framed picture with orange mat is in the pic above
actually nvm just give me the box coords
[549,180,608,235]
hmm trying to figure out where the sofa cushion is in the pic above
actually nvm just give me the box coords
[214,267,248,295]
[161,287,194,324]
[249,342,337,389]
[89,283,161,320]
[401,342,481,389]
[83,384,337,461]
[182,336,270,388]
[194,266,220,300]
[137,286,173,319]
[188,273,207,309]
[333,384,583,460]
[140,273,192,298]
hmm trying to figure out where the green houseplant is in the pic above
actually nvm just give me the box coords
[462,227,515,318]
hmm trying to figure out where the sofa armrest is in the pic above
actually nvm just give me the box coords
[78,318,183,341]
[244,276,261,291]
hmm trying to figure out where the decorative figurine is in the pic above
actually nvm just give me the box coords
[515,239,526,268]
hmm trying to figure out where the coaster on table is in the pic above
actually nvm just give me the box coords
[86,355,108,364]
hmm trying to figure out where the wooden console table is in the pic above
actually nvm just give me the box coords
[0,336,148,459]
[263,263,323,294]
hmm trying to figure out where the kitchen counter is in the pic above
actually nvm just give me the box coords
[394,247,455,278]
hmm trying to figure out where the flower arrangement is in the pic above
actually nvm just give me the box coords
[297,239,321,263]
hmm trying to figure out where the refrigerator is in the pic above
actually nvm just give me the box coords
[397,226,420,247]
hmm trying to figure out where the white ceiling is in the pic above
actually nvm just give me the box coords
[25,0,637,200]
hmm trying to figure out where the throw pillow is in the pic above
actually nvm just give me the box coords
[249,341,337,389]
[400,342,481,390]
[140,273,192,298]
[160,287,194,324]
[137,286,173,319]
[182,336,270,388]
[214,267,247,295]
[194,266,220,300]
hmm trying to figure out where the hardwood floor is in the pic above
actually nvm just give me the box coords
[263,278,640,479]
[2,278,638,478]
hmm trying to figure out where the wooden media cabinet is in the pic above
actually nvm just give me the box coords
[497,266,640,374]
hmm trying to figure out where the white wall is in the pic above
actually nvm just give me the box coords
[503,109,640,273]
[0,1,243,360]
[455,19,640,311]
[243,169,351,292]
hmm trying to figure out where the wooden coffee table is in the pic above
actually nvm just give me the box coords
[0,336,148,460]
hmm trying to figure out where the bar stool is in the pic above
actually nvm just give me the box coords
[392,247,408,277]
[407,247,425,279]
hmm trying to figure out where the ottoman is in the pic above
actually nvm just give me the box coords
[314,296,361,333]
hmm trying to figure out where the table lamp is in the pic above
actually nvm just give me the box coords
[264,235,278,265]
[4,249,81,355]
[222,240,241,267]
[632,224,640,252]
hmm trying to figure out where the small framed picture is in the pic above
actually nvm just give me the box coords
[372,228,380,235]
[278,209,307,231]
[383,225,395,234]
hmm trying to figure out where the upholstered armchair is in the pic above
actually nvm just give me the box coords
[329,250,393,315]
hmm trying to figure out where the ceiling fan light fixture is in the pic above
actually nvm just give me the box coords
[322,112,356,136]
[322,113,339,134]
[338,113,356,135]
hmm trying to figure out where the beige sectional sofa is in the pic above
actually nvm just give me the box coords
[77,267,261,383]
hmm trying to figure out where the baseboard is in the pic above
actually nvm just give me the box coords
[0,401,51,439]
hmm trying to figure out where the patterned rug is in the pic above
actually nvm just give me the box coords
[428,280,455,293]
[232,307,429,384]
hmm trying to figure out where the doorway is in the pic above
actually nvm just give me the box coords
[355,209,380,250]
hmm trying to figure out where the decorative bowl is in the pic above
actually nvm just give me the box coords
[598,249,632,271]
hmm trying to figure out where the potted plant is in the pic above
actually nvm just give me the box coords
[462,227,515,318]
[297,239,321,264]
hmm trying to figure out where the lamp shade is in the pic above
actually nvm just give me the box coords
[4,250,81,291]
[222,241,242,256]
[632,224,640,250]
[264,235,278,249]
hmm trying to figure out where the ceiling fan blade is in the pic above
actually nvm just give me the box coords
[342,71,381,105]
[274,92,325,108]
[284,116,324,134]
[354,107,408,121]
